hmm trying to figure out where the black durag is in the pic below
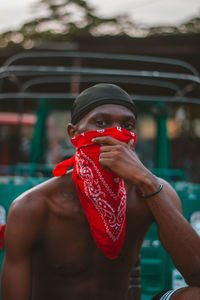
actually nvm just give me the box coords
[71,83,137,124]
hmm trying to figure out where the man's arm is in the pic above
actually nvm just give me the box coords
[144,180,200,286]
[93,136,200,286]
[1,252,31,300]
[1,192,46,300]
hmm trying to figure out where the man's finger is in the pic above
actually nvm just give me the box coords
[99,157,113,170]
[92,136,122,145]
[99,151,115,158]
[99,145,116,153]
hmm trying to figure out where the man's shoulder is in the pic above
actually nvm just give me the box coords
[9,172,73,217]
[7,182,48,227]
[5,173,74,251]
[11,179,47,206]
[5,178,53,250]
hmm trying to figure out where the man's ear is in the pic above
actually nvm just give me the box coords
[67,123,77,138]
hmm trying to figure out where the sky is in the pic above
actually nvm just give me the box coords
[0,0,200,33]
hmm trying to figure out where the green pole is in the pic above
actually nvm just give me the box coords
[30,99,50,165]
[155,105,170,169]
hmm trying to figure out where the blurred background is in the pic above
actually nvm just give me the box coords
[0,0,200,182]
[0,1,200,299]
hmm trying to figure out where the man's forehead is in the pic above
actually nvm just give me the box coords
[87,104,136,119]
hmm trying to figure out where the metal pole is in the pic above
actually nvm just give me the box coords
[156,104,170,169]
[30,99,50,166]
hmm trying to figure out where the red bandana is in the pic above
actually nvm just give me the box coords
[53,127,137,259]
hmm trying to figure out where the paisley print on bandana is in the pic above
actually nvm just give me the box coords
[53,127,137,259]
[75,149,127,242]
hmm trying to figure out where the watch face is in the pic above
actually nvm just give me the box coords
[190,211,200,236]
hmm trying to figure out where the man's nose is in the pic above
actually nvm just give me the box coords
[112,122,121,128]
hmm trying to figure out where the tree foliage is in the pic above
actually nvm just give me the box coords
[0,0,199,49]
[0,0,136,48]
[147,16,200,35]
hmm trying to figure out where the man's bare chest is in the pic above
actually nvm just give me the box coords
[41,190,150,266]
[39,195,94,273]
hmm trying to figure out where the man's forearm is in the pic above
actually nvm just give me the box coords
[137,178,200,286]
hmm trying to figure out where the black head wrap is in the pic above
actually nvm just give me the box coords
[71,83,137,124]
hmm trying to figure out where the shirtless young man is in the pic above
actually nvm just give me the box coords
[1,84,200,300]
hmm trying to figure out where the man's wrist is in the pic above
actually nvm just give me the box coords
[134,172,160,198]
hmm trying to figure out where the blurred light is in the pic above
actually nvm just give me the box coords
[167,118,181,139]
[193,119,200,137]
[0,205,6,225]
[23,39,34,49]
[190,211,200,236]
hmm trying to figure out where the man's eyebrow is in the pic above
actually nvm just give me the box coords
[123,115,136,121]
[88,112,112,120]
[90,112,107,118]
[89,112,136,120]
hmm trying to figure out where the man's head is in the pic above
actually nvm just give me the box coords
[68,83,137,137]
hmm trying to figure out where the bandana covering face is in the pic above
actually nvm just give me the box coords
[53,127,137,259]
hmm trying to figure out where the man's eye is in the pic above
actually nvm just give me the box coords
[96,120,106,127]
[123,122,134,130]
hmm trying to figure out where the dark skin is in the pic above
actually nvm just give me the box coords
[1,104,200,300]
